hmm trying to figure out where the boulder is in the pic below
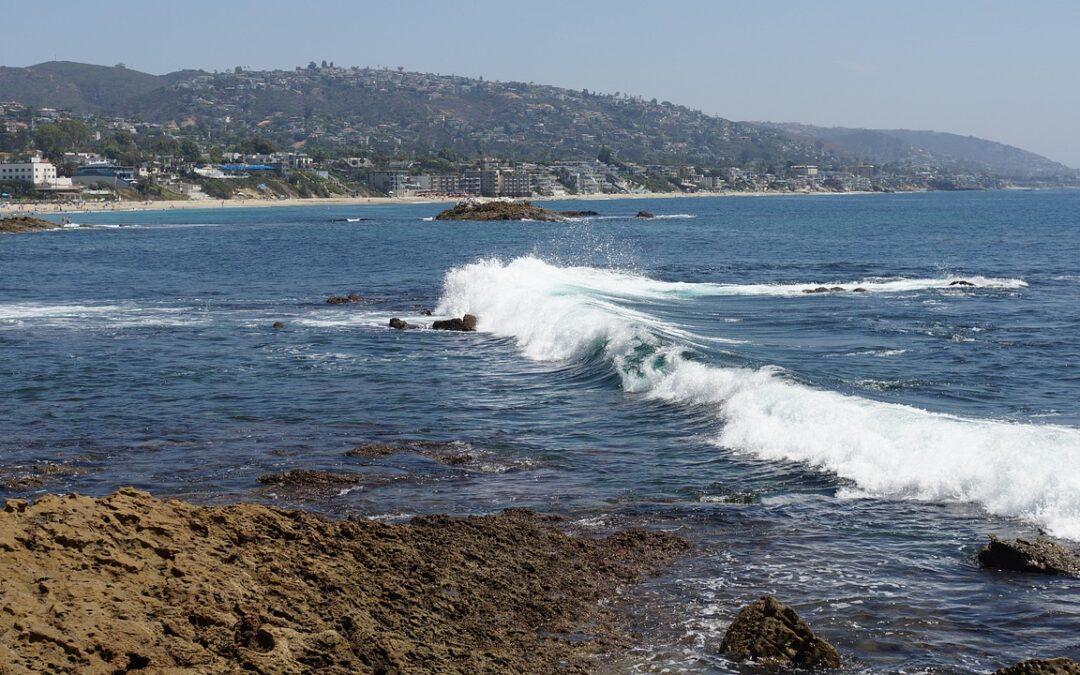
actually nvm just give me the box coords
[852,287,868,293]
[326,293,364,305]
[272,321,286,330]
[434,200,564,222]
[719,596,840,669]
[432,314,478,332]
[559,210,600,217]
[994,657,1080,674]
[389,318,418,330]
[636,211,655,219]
[950,280,976,287]
[978,536,1080,576]
[803,286,832,294]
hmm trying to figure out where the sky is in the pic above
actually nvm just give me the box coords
[2,1,1078,167]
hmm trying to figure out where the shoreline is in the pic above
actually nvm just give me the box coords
[0,188,891,217]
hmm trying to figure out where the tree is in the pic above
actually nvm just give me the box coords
[597,146,614,165]
[179,139,200,162]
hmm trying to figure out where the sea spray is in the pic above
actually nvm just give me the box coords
[437,256,1080,539]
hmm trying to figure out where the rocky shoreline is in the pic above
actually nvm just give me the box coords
[0,488,686,673]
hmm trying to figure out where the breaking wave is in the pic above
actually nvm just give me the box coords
[436,256,1080,539]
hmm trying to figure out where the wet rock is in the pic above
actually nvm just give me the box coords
[326,293,364,305]
[635,210,655,219]
[257,469,379,488]
[388,318,417,330]
[719,596,840,669]
[559,210,600,217]
[434,200,564,222]
[271,321,286,330]
[803,286,832,294]
[978,536,1080,576]
[994,657,1080,674]
[829,286,845,292]
[950,280,976,287]
[432,314,478,332]
[1,462,87,491]
[346,442,401,458]
[852,287,868,293]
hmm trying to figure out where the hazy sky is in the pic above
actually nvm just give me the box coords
[2,1,1078,167]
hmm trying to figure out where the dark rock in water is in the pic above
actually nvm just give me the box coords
[829,286,845,292]
[978,536,1080,576]
[994,657,1080,674]
[852,287,868,293]
[950,280,976,287]
[389,318,418,330]
[346,442,401,458]
[719,596,840,669]
[559,210,600,217]
[432,313,478,332]
[257,469,376,487]
[0,216,62,234]
[803,286,833,294]
[272,321,286,330]
[434,200,564,222]
[635,211,655,219]
[326,293,364,305]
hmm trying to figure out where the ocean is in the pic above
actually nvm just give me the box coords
[2,190,1079,672]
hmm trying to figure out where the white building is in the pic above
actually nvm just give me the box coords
[0,155,59,186]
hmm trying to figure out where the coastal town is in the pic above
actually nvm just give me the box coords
[2,63,1077,210]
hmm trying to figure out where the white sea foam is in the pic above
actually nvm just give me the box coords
[437,257,1080,539]
[0,302,206,328]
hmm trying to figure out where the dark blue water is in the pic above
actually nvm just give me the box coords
[2,191,1079,673]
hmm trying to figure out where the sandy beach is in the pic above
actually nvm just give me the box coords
[0,189,881,218]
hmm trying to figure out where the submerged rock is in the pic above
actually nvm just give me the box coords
[852,287,868,293]
[950,280,976,287]
[994,657,1080,674]
[978,536,1080,576]
[434,200,564,222]
[271,321,286,330]
[559,210,600,217]
[803,286,832,294]
[635,210,655,219]
[432,314,478,332]
[719,596,840,669]
[326,293,364,305]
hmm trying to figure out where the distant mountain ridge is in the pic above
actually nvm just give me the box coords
[756,123,1070,177]
[0,61,1071,176]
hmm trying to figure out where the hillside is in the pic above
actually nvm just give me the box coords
[758,123,1070,177]
[0,61,1072,175]
[0,61,164,112]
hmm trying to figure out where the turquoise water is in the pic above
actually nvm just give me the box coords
[2,191,1079,672]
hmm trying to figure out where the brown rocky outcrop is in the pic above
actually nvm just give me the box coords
[0,488,687,673]
[719,596,840,669]
[994,657,1080,674]
[978,536,1080,576]
[434,201,565,222]
[388,318,417,330]
[0,216,62,234]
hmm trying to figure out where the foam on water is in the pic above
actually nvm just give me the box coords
[437,256,1080,539]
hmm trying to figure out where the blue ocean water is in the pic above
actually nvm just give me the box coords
[2,190,1079,672]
